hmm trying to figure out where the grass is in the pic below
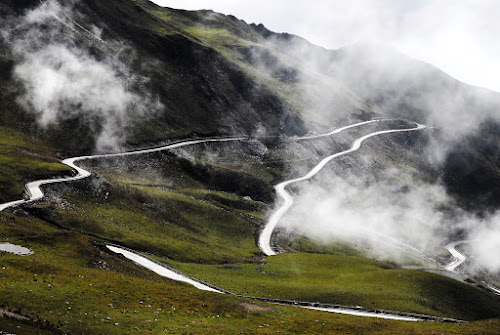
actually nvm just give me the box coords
[183,27,252,48]
[32,165,264,263]
[168,253,500,321]
[1,212,500,334]
[0,126,71,203]
[182,188,267,219]
[0,129,498,332]
[2,119,499,329]
[17,148,500,322]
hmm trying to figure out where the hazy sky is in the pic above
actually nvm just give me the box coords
[150,0,500,93]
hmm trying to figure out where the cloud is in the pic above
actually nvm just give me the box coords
[3,0,163,152]
[280,169,453,258]
[272,159,500,274]
[469,216,500,273]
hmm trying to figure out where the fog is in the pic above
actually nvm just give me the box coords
[280,164,500,273]
[161,1,499,274]
[273,38,500,272]
[469,217,500,272]
[2,0,162,152]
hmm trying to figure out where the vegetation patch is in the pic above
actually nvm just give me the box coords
[168,253,500,321]
[31,175,263,264]
[0,127,71,203]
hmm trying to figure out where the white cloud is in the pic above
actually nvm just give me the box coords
[281,170,452,258]
[6,0,163,152]
[470,221,500,273]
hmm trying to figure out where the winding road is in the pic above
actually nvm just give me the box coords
[258,121,426,255]
[0,137,247,212]
[444,240,470,272]
[0,118,472,322]
[443,240,500,297]
[0,119,380,213]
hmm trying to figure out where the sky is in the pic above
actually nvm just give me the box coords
[150,0,500,93]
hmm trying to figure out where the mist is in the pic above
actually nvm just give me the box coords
[469,217,500,273]
[275,119,500,273]
[277,161,500,275]
[235,31,500,273]
[2,0,163,152]
[280,168,443,252]
[157,0,500,274]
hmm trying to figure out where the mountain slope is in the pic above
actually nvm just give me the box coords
[249,28,500,211]
[3,0,500,210]
[0,0,373,155]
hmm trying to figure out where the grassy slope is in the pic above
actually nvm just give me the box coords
[1,112,499,331]
[30,153,267,264]
[21,148,500,322]
[26,125,427,264]
[1,212,500,335]
[0,126,71,203]
[74,0,304,142]
[82,0,372,138]
[169,253,500,321]
[140,0,371,125]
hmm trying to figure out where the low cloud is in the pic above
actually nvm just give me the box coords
[281,169,452,257]
[241,20,500,273]
[469,217,500,273]
[3,0,163,152]
[274,158,500,274]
